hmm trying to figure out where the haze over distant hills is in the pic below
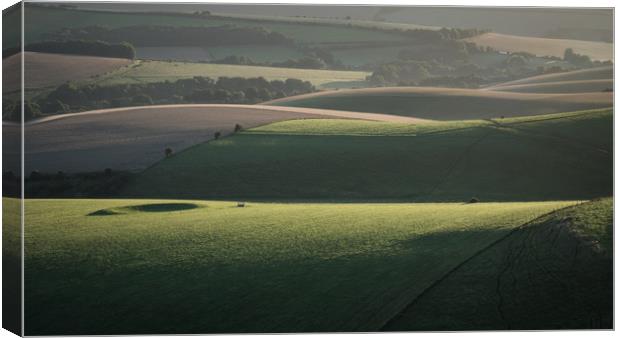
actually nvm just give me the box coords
[71,3,612,42]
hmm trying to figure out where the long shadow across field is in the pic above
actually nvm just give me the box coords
[384,198,613,330]
[21,212,532,334]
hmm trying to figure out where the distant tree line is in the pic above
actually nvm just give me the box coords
[366,58,559,88]
[45,25,295,47]
[398,40,487,64]
[212,46,349,70]
[26,40,135,59]
[563,48,593,68]
[4,40,136,59]
[213,55,330,69]
[367,60,433,85]
[4,76,315,121]
[437,27,490,40]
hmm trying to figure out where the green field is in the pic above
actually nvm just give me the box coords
[266,88,613,120]
[18,108,614,333]
[385,197,613,330]
[122,109,612,201]
[85,60,370,89]
[23,198,573,334]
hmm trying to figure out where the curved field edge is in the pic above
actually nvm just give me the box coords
[121,108,612,202]
[483,79,613,94]
[13,104,429,174]
[264,87,612,120]
[384,197,612,330]
[22,198,573,334]
[484,66,612,88]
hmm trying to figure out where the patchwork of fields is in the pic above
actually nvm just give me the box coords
[9,104,425,174]
[4,4,613,335]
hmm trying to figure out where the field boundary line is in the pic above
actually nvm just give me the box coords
[379,201,585,331]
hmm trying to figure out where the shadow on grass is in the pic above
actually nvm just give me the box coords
[88,203,199,216]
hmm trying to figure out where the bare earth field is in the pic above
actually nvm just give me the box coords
[2,52,132,93]
[7,104,428,173]
[484,79,613,93]
[266,86,613,120]
[464,33,613,61]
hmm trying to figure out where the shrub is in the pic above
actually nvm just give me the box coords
[468,197,480,204]
[164,148,173,158]
[30,171,42,181]
[234,124,243,132]
[214,131,221,139]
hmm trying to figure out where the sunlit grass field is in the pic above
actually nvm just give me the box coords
[23,198,573,334]
[87,60,370,89]
[122,109,612,201]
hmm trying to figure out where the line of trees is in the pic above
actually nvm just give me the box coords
[26,40,136,59]
[213,55,330,69]
[46,25,295,47]
[4,76,315,121]
[4,40,136,59]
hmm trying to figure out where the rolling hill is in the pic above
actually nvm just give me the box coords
[22,197,572,334]
[265,87,612,120]
[8,104,427,174]
[3,52,132,93]
[121,108,612,202]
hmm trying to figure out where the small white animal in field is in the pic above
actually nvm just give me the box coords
[237,202,246,208]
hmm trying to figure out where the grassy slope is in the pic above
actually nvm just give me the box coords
[23,198,572,334]
[122,109,612,201]
[88,60,370,89]
[385,197,613,330]
[2,198,21,335]
[265,87,612,120]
